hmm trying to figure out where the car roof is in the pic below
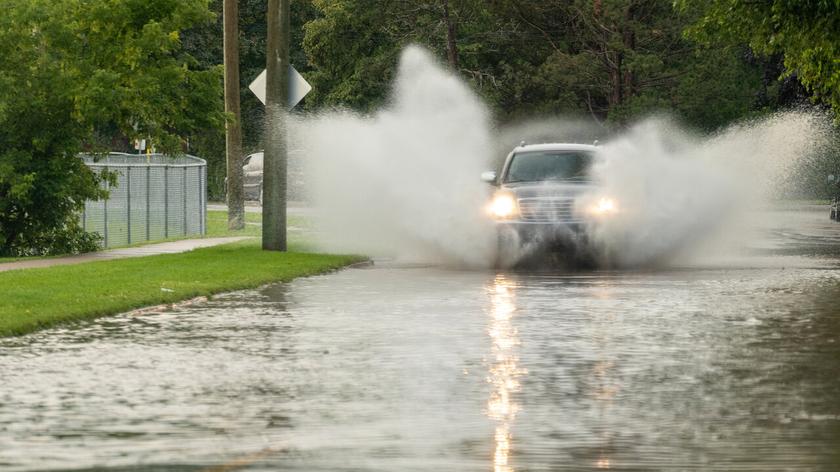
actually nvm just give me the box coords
[512,143,597,153]
[245,150,302,160]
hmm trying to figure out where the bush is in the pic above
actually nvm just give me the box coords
[2,221,103,258]
[0,0,223,257]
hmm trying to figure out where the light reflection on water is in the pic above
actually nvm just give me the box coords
[486,275,525,472]
[1,257,840,470]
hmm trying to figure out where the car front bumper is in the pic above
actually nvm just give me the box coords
[496,220,589,249]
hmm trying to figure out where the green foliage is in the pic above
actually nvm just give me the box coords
[303,0,511,111]
[681,0,840,117]
[10,226,103,258]
[303,0,403,110]
[0,0,224,256]
[299,0,767,132]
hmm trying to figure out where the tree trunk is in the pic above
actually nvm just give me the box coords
[223,0,244,230]
[622,6,636,101]
[442,0,459,69]
[262,0,289,251]
[609,52,623,107]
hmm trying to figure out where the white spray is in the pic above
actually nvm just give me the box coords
[289,46,831,269]
[290,46,496,267]
[587,113,830,267]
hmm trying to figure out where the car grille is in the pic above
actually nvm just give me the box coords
[518,197,577,222]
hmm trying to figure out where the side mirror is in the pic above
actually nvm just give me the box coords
[481,171,497,184]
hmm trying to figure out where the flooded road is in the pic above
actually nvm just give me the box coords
[2,207,840,471]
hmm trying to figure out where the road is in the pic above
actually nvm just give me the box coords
[1,206,839,471]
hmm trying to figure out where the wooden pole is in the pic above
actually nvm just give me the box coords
[442,0,459,69]
[224,0,245,230]
[262,0,289,251]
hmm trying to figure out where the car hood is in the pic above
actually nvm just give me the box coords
[501,181,598,199]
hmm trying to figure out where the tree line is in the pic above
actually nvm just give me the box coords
[186,0,833,200]
[1,0,837,255]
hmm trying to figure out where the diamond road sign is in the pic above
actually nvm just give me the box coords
[248,66,312,109]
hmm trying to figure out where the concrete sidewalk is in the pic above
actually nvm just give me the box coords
[207,202,314,217]
[0,237,251,273]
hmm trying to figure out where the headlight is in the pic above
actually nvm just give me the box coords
[590,197,619,215]
[488,191,519,219]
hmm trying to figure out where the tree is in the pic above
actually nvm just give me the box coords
[303,0,500,111]
[482,0,763,129]
[300,0,767,131]
[680,0,840,117]
[224,0,245,230]
[0,0,224,256]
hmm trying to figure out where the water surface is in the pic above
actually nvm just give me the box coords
[2,208,840,471]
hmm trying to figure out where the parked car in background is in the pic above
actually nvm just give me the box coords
[227,150,309,205]
[242,151,263,203]
[483,142,618,267]
[223,151,263,204]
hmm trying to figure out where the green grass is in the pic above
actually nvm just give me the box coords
[205,210,279,238]
[784,199,830,206]
[0,239,364,338]
[0,255,37,264]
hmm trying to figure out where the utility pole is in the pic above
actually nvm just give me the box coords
[224,0,245,230]
[263,0,289,251]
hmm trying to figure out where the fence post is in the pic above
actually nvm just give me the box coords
[182,166,187,236]
[164,166,169,239]
[146,165,151,241]
[104,166,109,248]
[126,167,132,245]
[204,166,208,235]
[200,166,206,235]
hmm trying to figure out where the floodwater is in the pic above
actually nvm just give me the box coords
[2,207,840,471]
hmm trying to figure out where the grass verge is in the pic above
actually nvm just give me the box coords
[0,239,364,338]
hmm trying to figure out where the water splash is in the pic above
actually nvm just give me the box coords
[587,112,831,267]
[290,46,495,267]
[290,45,832,269]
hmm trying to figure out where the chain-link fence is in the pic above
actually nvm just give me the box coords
[80,153,207,248]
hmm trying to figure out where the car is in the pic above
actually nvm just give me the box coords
[228,150,307,204]
[223,151,264,204]
[828,174,840,221]
[482,142,618,267]
[242,151,263,203]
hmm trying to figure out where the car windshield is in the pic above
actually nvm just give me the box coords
[505,150,594,183]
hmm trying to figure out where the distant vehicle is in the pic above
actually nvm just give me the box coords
[829,174,840,221]
[231,151,306,204]
[223,151,263,204]
[482,142,618,267]
[242,151,263,204]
